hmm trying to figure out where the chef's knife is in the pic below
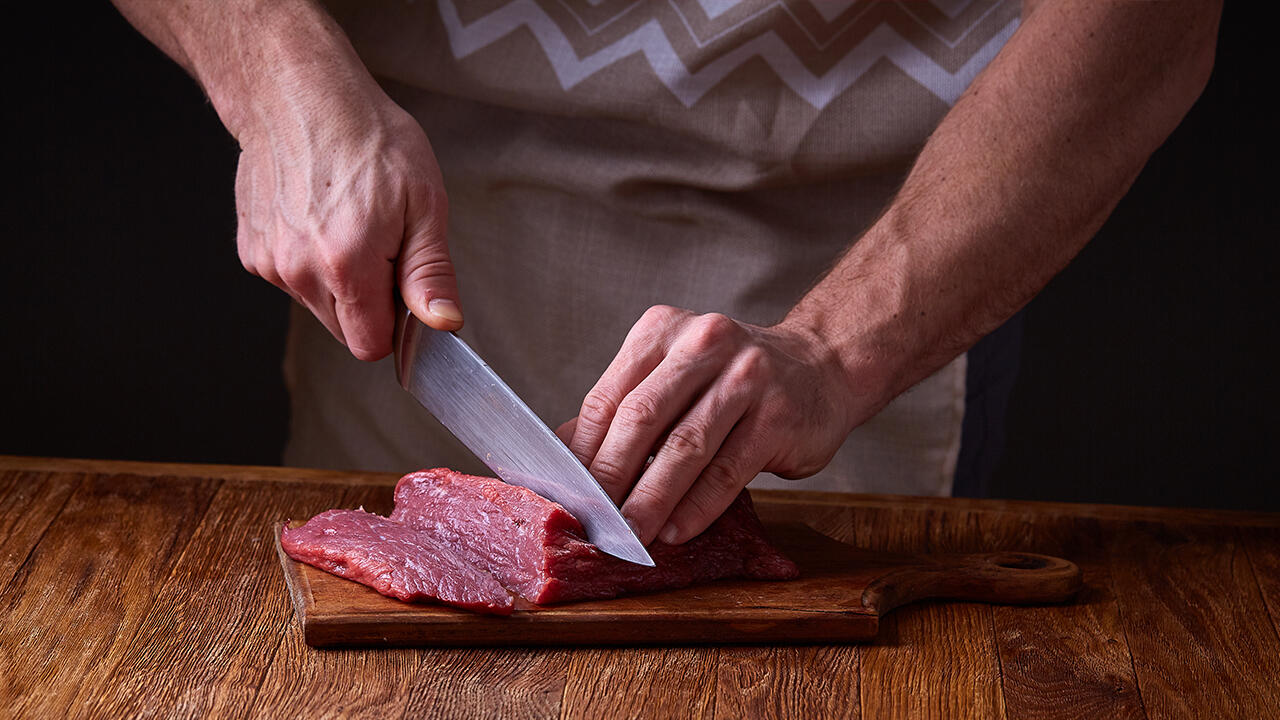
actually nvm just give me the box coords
[393,306,655,567]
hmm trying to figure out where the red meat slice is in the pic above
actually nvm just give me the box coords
[280,508,514,615]
[390,468,799,605]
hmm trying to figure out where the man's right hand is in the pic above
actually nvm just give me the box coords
[234,79,461,361]
[112,0,462,360]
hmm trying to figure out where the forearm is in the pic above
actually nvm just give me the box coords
[786,0,1220,412]
[111,0,379,141]
[113,0,463,354]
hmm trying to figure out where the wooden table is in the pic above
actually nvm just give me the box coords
[2,457,1277,719]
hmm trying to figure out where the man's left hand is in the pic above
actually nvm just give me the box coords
[559,305,867,546]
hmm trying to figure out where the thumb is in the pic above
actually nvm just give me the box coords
[398,188,463,331]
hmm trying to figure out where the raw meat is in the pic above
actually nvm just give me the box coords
[280,508,514,615]
[390,468,799,605]
[282,468,799,614]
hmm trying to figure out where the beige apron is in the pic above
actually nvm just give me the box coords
[285,0,1021,496]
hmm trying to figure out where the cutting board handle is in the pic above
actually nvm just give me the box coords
[861,552,1083,615]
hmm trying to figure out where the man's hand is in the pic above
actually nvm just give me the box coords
[112,0,462,359]
[561,306,871,546]
[234,85,459,360]
[563,0,1220,546]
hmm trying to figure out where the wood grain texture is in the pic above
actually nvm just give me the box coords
[561,647,717,720]
[250,623,425,720]
[718,502,860,718]
[719,502,862,719]
[400,648,570,719]
[0,472,218,719]
[1111,521,1280,719]
[2,458,1278,719]
[856,506,1007,720]
[81,478,351,718]
[1242,526,1280,646]
[861,603,1007,720]
[243,484,426,720]
[0,470,80,588]
[714,646,861,719]
[985,513,1145,720]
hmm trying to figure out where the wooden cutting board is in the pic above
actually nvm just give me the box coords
[275,518,1082,647]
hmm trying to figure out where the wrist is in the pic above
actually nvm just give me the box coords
[774,304,899,433]
[778,219,933,421]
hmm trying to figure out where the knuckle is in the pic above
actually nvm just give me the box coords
[319,246,363,298]
[699,456,744,497]
[636,305,690,339]
[254,262,283,289]
[626,305,688,355]
[679,469,741,527]
[328,274,360,304]
[401,256,455,287]
[663,425,711,462]
[688,313,740,353]
[701,312,736,334]
[624,482,666,515]
[681,492,720,529]
[615,390,663,430]
[578,391,619,426]
[276,258,310,289]
[589,456,633,491]
[641,304,682,326]
[236,236,258,275]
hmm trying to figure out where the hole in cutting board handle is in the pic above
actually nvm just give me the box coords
[989,553,1051,570]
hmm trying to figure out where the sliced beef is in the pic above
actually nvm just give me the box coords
[280,508,514,615]
[390,468,799,605]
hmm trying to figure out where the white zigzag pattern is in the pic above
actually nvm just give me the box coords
[438,0,1018,109]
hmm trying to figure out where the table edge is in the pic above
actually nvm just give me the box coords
[3,455,1277,526]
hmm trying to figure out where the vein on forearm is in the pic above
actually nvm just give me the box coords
[789,0,1221,407]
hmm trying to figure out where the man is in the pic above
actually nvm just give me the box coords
[113,0,1220,546]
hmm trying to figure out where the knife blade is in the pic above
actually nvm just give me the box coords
[393,306,655,567]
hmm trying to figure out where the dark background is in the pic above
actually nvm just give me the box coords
[4,4,1274,510]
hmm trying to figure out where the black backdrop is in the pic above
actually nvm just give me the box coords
[4,4,1274,510]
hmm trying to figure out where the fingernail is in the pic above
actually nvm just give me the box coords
[428,298,463,324]
[658,522,681,545]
